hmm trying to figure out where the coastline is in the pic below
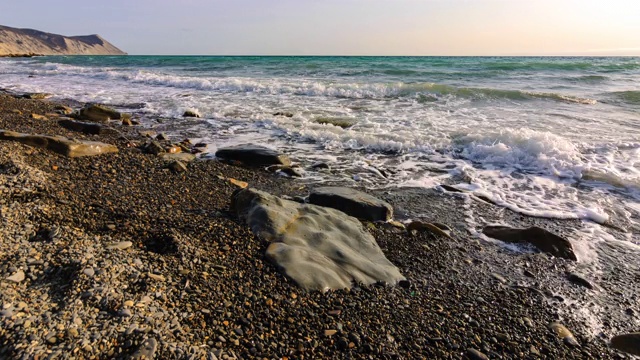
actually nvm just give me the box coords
[0,92,632,358]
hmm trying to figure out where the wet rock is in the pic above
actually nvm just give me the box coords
[440,184,464,193]
[77,104,125,122]
[130,337,158,359]
[308,187,393,222]
[610,333,640,356]
[19,92,51,100]
[273,111,294,117]
[58,119,107,135]
[0,130,118,157]
[315,117,356,128]
[567,273,594,289]
[232,188,404,290]
[482,226,577,261]
[309,162,330,170]
[144,141,165,155]
[549,323,579,346]
[277,166,303,177]
[216,145,291,167]
[183,109,201,118]
[228,178,248,189]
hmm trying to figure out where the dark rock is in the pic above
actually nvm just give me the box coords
[610,333,640,356]
[315,117,356,128]
[215,145,291,167]
[77,104,124,122]
[273,112,294,117]
[168,160,187,173]
[183,110,201,118]
[466,348,489,360]
[482,226,577,261]
[58,119,106,135]
[308,187,393,222]
[440,184,464,193]
[309,162,330,170]
[144,141,165,155]
[567,273,594,289]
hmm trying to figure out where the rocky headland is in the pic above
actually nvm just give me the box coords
[0,91,637,359]
[0,25,125,56]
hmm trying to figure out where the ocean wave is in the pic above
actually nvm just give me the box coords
[608,90,640,105]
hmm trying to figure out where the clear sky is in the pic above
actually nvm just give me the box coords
[1,0,639,56]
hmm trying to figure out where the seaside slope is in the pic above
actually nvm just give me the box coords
[0,25,126,56]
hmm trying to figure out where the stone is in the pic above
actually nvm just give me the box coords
[278,166,303,177]
[315,117,356,128]
[83,267,95,277]
[215,145,291,167]
[30,113,47,120]
[0,130,118,157]
[130,338,158,359]
[160,153,196,163]
[482,226,577,261]
[466,348,489,360]
[406,221,452,238]
[324,330,338,337]
[54,105,74,115]
[122,118,133,126]
[228,178,248,189]
[308,187,393,222]
[232,188,404,291]
[183,110,201,118]
[106,241,133,250]
[6,270,25,283]
[77,104,125,122]
[610,333,640,356]
[168,160,187,173]
[567,273,594,289]
[549,323,579,346]
[309,162,330,170]
[20,92,51,100]
[273,112,294,117]
[145,141,165,155]
[148,273,165,281]
[58,119,107,135]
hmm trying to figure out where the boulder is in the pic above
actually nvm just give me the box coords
[58,119,107,135]
[611,333,640,356]
[54,105,74,115]
[482,226,577,261]
[215,145,291,167]
[183,110,201,118]
[315,117,357,128]
[0,130,118,157]
[308,187,393,222]
[232,188,404,291]
[77,104,124,122]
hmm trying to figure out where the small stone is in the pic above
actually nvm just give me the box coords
[124,300,134,307]
[6,270,25,283]
[549,322,579,346]
[148,273,165,281]
[67,328,79,338]
[120,309,132,317]
[168,160,187,173]
[31,113,47,120]
[567,273,594,289]
[106,241,133,250]
[228,178,248,189]
[324,330,337,337]
[130,337,158,359]
[47,337,57,344]
[156,133,169,141]
[466,348,489,360]
[83,267,95,277]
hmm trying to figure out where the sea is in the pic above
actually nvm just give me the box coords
[1,56,639,334]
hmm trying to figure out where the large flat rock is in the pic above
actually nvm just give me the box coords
[232,188,404,291]
[0,130,118,157]
[77,104,126,123]
[215,145,291,167]
[308,187,393,222]
[482,226,577,261]
[58,119,108,135]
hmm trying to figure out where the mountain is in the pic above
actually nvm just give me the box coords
[0,25,126,56]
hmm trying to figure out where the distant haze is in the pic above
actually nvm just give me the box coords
[1,0,639,56]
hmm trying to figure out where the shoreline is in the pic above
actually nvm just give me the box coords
[0,92,634,358]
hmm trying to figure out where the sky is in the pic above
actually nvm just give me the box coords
[1,0,640,56]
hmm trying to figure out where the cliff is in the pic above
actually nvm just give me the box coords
[0,25,126,56]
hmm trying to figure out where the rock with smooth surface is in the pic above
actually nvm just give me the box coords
[611,333,640,356]
[549,323,579,346]
[308,187,393,222]
[0,130,118,157]
[183,110,201,118]
[58,119,107,135]
[232,188,404,291]
[129,337,158,359]
[77,104,124,122]
[6,270,25,283]
[482,226,577,261]
[216,145,291,167]
[160,152,196,163]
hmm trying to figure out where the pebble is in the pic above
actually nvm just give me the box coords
[83,267,95,277]
[148,273,165,281]
[466,348,489,360]
[6,270,25,282]
[324,330,337,337]
[130,337,158,359]
[106,241,133,250]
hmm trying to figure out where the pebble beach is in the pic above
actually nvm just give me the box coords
[0,92,636,359]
